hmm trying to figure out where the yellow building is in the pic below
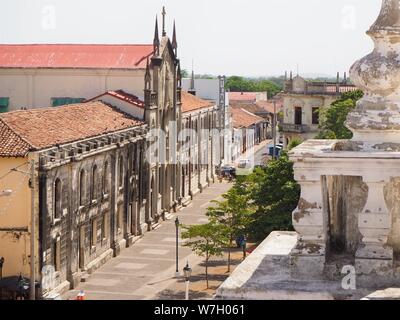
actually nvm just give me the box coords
[0,150,39,281]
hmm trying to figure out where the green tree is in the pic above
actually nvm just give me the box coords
[287,138,303,150]
[316,89,363,139]
[225,76,281,98]
[181,221,227,289]
[247,152,300,241]
[206,178,256,272]
[181,69,189,78]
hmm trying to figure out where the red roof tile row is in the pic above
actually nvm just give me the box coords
[181,91,214,113]
[0,44,154,69]
[87,90,145,108]
[0,102,144,157]
[231,108,265,129]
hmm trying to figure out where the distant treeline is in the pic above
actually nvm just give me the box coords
[181,69,352,98]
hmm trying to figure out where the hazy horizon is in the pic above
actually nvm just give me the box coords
[1,0,382,77]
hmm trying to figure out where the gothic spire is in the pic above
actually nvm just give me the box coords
[172,20,178,56]
[145,57,151,90]
[162,6,167,37]
[153,16,160,56]
[188,65,196,96]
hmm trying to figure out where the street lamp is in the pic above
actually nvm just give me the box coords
[175,217,180,277]
[183,261,192,301]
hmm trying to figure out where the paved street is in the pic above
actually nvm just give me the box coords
[63,181,232,300]
[233,139,272,167]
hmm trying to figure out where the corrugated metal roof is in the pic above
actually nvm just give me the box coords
[0,44,154,69]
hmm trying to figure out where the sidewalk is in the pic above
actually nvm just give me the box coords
[62,181,232,300]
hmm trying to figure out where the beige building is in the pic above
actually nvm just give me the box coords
[280,74,356,147]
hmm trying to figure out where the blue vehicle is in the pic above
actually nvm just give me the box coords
[268,144,283,157]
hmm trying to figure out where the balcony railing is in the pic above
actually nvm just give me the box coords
[280,123,310,133]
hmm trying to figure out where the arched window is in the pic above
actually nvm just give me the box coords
[54,178,62,220]
[103,161,110,195]
[91,165,98,201]
[79,169,86,206]
[118,157,124,188]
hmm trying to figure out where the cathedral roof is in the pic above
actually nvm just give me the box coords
[0,102,144,157]
[181,91,214,113]
[0,44,154,70]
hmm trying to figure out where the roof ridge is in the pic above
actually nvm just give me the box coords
[240,108,262,118]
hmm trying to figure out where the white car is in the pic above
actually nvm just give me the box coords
[238,159,251,169]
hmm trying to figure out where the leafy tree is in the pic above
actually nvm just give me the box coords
[181,69,189,78]
[206,178,256,272]
[225,76,281,98]
[247,152,300,241]
[181,221,227,289]
[287,138,302,150]
[316,89,363,139]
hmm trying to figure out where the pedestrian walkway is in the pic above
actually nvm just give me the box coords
[62,181,232,300]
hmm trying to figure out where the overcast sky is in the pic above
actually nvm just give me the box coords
[1,0,382,77]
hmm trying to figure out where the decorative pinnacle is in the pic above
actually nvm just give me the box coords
[162,6,166,37]
[172,20,177,51]
[369,0,400,35]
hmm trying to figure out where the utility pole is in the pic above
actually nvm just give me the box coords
[29,159,35,300]
[273,100,277,159]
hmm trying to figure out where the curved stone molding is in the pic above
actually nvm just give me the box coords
[356,180,393,276]
[347,0,400,143]
[292,180,324,243]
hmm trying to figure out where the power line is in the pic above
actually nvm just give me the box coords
[0,161,28,182]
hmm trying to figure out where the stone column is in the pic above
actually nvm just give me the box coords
[356,178,393,276]
[290,178,326,277]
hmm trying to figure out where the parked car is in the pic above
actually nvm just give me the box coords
[238,159,251,169]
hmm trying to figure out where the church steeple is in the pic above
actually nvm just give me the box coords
[188,67,196,96]
[153,16,160,56]
[172,20,178,57]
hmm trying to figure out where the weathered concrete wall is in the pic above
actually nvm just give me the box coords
[325,176,366,255]
[384,178,400,254]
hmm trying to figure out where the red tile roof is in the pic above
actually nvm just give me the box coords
[0,44,154,69]
[231,107,264,129]
[229,92,258,102]
[87,90,145,108]
[0,102,144,157]
[181,91,214,113]
[230,100,282,115]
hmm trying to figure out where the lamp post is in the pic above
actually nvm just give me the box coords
[175,217,180,277]
[183,261,192,301]
[0,257,4,279]
[272,99,277,159]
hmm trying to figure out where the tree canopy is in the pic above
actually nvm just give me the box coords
[316,89,364,139]
[225,76,281,98]
[247,152,300,241]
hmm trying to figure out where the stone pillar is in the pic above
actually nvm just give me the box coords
[356,179,393,276]
[290,178,325,277]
